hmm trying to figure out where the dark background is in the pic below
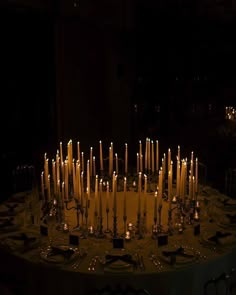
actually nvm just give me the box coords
[1,0,236,198]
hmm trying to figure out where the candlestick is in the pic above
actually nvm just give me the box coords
[125,143,128,175]
[99,140,104,172]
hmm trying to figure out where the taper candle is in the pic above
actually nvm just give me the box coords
[124,177,127,217]
[156,140,159,172]
[151,140,154,173]
[125,143,128,174]
[99,140,104,171]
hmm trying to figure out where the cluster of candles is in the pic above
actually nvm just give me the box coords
[225,106,236,120]
[40,139,199,226]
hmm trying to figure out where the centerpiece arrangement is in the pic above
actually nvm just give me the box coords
[40,139,199,240]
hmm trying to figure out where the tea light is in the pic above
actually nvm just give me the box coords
[132,181,136,188]
[88,225,94,235]
[125,231,131,240]
[128,222,133,231]
[63,223,69,232]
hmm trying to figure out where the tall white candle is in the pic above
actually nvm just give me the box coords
[139,141,142,171]
[41,172,45,201]
[144,174,147,214]
[138,172,142,215]
[48,175,51,201]
[77,142,80,164]
[87,160,90,201]
[113,175,117,216]
[94,175,98,214]
[177,145,180,163]
[106,181,109,210]
[76,162,81,202]
[93,156,96,177]
[81,172,84,209]
[111,142,113,175]
[109,147,112,176]
[125,143,128,174]
[159,169,163,205]
[60,142,63,168]
[124,177,127,217]
[99,140,104,171]
[72,159,77,198]
[195,158,198,194]
[156,140,159,172]
[115,153,118,175]
[64,161,68,200]
[168,148,171,172]
[145,138,148,171]
[99,179,103,219]
[137,153,140,174]
[151,140,154,173]
[90,147,93,176]
[148,138,151,171]
[81,152,84,172]
[154,191,158,220]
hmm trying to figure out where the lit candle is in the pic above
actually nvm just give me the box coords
[115,153,118,175]
[76,162,81,202]
[94,175,98,215]
[106,181,109,210]
[64,161,68,200]
[87,160,90,201]
[137,153,140,174]
[109,147,112,176]
[57,180,60,202]
[125,143,128,175]
[60,142,63,168]
[77,141,80,164]
[168,148,171,172]
[99,179,103,219]
[61,161,64,182]
[192,176,195,200]
[56,152,60,185]
[44,158,49,189]
[48,175,51,201]
[81,172,84,209]
[90,147,93,176]
[156,140,159,172]
[176,157,180,197]
[195,158,198,195]
[154,191,158,221]
[99,140,104,171]
[139,154,142,173]
[41,172,45,201]
[144,174,147,214]
[113,175,117,216]
[189,175,192,199]
[148,138,151,171]
[139,141,142,171]
[145,138,148,171]
[124,177,127,217]
[163,153,166,178]
[158,169,163,205]
[138,172,142,216]
[110,142,113,175]
[177,145,180,164]
[72,159,77,198]
[168,170,172,209]
[81,152,84,172]
[93,156,96,177]
[151,140,154,173]
[190,159,194,179]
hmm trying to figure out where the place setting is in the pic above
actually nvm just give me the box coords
[0,230,41,253]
